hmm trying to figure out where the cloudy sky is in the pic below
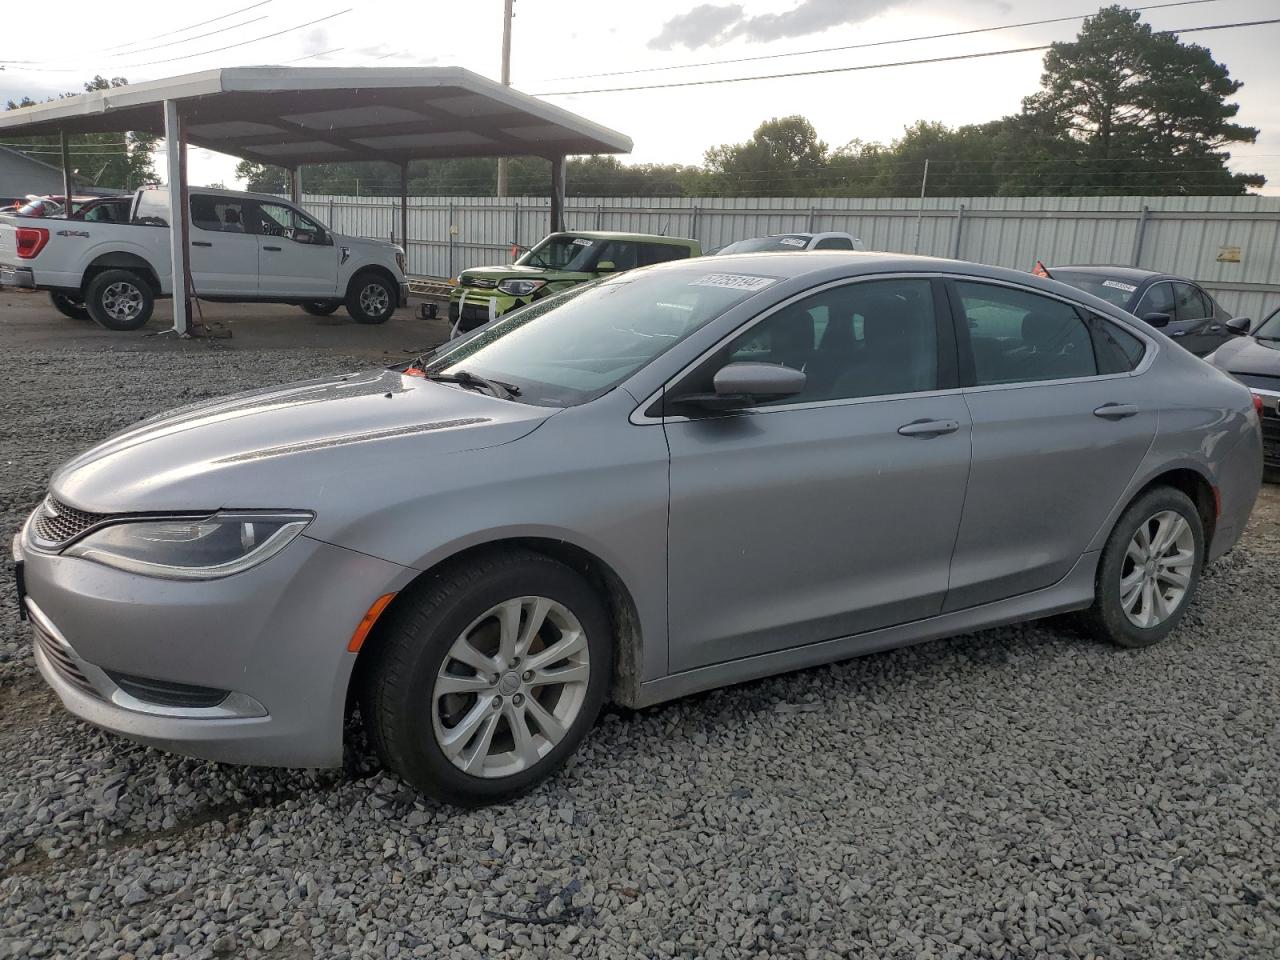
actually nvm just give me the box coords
[2,0,1277,194]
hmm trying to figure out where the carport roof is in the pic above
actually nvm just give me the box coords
[0,67,632,166]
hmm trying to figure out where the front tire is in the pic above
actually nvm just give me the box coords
[84,269,154,331]
[1081,487,1204,648]
[301,300,341,316]
[360,550,611,806]
[50,292,90,320]
[346,273,397,324]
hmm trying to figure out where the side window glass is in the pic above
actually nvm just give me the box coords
[710,278,938,405]
[596,241,638,271]
[132,192,169,227]
[814,237,854,250]
[957,282,1098,385]
[1136,282,1175,318]
[639,244,686,267]
[1088,314,1146,374]
[1173,283,1210,321]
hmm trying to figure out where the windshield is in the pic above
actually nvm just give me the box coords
[720,235,811,254]
[1255,308,1280,339]
[423,267,780,406]
[517,234,603,272]
[1051,270,1138,308]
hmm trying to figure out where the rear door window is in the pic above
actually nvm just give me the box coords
[1135,282,1176,318]
[956,282,1098,384]
[191,195,252,234]
[1088,314,1147,373]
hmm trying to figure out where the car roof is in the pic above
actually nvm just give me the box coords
[145,184,302,205]
[550,230,697,245]
[1050,264,1168,282]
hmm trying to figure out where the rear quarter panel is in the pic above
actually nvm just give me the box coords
[2,217,170,293]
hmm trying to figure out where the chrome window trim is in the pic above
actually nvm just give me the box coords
[630,270,1157,425]
[26,599,266,720]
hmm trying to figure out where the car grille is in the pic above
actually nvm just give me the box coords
[30,497,112,546]
[32,617,100,699]
[461,277,497,289]
[1260,402,1280,466]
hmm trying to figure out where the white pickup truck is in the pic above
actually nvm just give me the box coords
[0,186,409,330]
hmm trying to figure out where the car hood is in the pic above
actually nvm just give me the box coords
[50,368,554,515]
[461,264,590,283]
[1211,335,1280,377]
[334,232,398,253]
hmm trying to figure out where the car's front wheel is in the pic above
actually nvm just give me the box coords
[346,273,397,324]
[360,550,611,806]
[1082,486,1204,648]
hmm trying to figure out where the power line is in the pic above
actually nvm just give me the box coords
[535,18,1280,97]
[125,9,352,68]
[548,0,1229,82]
[104,0,276,51]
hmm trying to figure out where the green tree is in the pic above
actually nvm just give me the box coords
[704,116,830,196]
[4,76,157,191]
[1022,5,1261,194]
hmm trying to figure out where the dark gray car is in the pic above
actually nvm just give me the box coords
[1046,265,1237,356]
[1208,303,1280,480]
[15,253,1263,805]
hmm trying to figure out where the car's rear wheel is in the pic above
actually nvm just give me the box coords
[84,269,154,331]
[360,550,611,806]
[300,300,341,316]
[49,292,90,320]
[1081,487,1204,648]
[346,273,397,324]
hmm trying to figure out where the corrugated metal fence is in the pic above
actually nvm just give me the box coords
[299,194,1280,321]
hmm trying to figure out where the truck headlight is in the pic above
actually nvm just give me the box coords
[64,512,312,580]
[394,248,407,275]
[496,279,546,297]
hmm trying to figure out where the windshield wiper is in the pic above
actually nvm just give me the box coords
[424,369,521,400]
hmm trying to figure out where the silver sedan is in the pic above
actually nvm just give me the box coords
[16,253,1262,805]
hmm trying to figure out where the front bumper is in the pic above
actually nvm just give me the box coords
[398,280,410,308]
[1,264,35,289]
[447,288,521,333]
[19,530,413,768]
[1254,388,1280,470]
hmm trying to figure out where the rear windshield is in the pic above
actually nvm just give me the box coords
[720,235,811,254]
[1051,270,1138,308]
[424,267,780,406]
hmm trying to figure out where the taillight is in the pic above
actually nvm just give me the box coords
[15,227,50,259]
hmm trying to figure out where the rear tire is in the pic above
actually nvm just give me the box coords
[346,273,396,324]
[1080,487,1204,648]
[359,550,612,806]
[84,269,154,331]
[301,300,341,316]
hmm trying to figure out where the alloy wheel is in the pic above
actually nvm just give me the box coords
[431,596,591,778]
[1120,510,1196,629]
[359,283,390,316]
[101,282,143,323]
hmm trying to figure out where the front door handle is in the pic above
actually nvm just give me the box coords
[191,241,212,248]
[897,418,960,437]
[1094,403,1139,420]
[263,245,282,252]
[1170,330,1187,337]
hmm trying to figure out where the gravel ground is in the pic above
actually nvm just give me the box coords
[1,339,1278,960]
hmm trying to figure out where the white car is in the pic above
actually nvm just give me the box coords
[715,231,866,255]
[0,186,408,330]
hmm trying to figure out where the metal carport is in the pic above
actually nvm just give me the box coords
[0,67,632,334]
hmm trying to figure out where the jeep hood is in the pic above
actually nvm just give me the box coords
[50,368,554,516]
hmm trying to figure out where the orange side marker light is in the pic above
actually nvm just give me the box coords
[348,593,397,653]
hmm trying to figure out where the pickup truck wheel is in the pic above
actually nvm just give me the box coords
[301,300,341,316]
[49,292,90,321]
[85,270,154,331]
[347,274,396,324]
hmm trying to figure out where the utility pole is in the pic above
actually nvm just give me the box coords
[912,158,930,254]
[495,0,514,198]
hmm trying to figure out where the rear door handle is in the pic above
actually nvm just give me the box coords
[897,418,960,437]
[1170,330,1187,337]
[191,241,212,248]
[263,245,282,252]
[1094,403,1139,420]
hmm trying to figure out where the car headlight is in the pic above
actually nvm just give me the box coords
[496,279,546,297]
[64,511,312,580]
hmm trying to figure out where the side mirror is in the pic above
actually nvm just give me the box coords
[1225,316,1252,336]
[676,362,806,411]
[1141,311,1172,328]
[596,260,616,273]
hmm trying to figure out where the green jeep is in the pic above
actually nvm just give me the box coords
[447,230,701,334]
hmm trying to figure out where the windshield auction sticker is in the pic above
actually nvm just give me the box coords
[779,237,807,247]
[692,273,778,291]
[571,238,594,246]
[1102,280,1138,292]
